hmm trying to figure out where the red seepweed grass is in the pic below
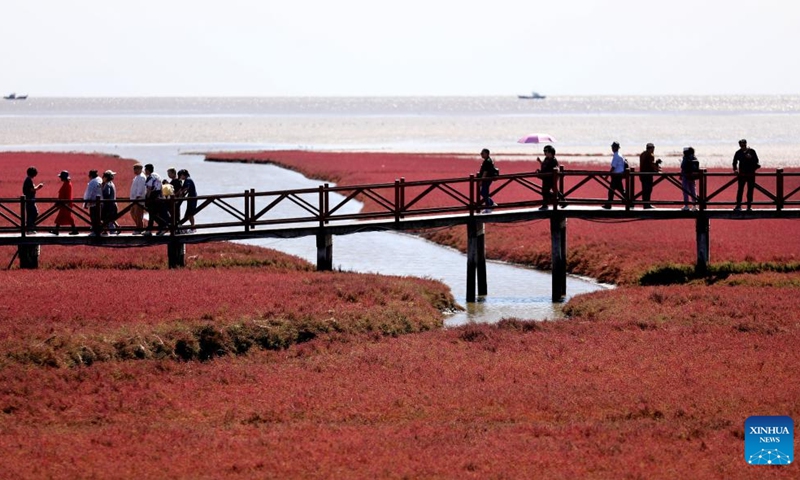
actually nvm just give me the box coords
[3,150,800,478]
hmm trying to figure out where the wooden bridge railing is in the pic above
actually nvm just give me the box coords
[2,169,799,236]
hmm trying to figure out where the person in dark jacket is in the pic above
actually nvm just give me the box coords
[638,143,662,209]
[22,166,44,233]
[477,148,498,212]
[101,170,119,235]
[732,139,760,211]
[680,147,700,211]
[537,145,561,210]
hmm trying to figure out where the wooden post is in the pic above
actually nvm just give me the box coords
[550,214,567,301]
[244,189,251,232]
[168,241,185,269]
[776,168,784,211]
[394,178,404,223]
[466,220,480,302]
[626,168,635,210]
[469,174,477,217]
[696,214,710,275]
[698,169,707,211]
[18,244,40,269]
[476,222,487,296]
[316,232,333,271]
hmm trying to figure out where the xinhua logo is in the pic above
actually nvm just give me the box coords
[745,416,794,465]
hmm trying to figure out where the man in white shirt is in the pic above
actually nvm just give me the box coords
[82,169,103,235]
[602,142,628,209]
[129,163,147,234]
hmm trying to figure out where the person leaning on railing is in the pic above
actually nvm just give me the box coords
[732,138,760,211]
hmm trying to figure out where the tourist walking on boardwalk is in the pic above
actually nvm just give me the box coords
[51,170,78,235]
[602,142,627,209]
[82,170,103,236]
[477,148,499,212]
[732,139,761,211]
[22,166,44,233]
[143,164,168,236]
[178,169,197,232]
[101,170,119,235]
[536,145,561,210]
[129,163,147,234]
[638,143,662,209]
[680,147,700,211]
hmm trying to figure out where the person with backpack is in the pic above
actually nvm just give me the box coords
[680,146,700,211]
[477,148,499,212]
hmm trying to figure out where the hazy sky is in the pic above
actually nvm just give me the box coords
[2,0,798,97]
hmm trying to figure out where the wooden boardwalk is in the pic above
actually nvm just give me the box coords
[3,168,799,301]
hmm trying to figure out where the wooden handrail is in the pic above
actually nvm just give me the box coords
[2,169,799,236]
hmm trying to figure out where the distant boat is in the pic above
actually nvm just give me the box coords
[4,93,28,100]
[518,91,546,100]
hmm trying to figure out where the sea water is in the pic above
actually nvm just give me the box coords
[2,95,798,324]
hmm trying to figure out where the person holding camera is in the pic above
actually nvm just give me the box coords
[639,142,662,209]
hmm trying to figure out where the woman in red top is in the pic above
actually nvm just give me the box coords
[53,170,79,235]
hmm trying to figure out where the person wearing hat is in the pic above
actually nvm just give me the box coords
[101,170,119,235]
[602,142,627,209]
[22,166,44,233]
[732,139,761,211]
[51,170,79,235]
[638,143,662,209]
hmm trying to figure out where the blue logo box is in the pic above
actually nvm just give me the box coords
[745,416,793,465]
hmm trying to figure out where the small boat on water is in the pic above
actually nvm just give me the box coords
[4,93,28,100]
[518,91,546,100]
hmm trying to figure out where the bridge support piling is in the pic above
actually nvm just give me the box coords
[316,232,333,271]
[18,244,40,269]
[550,214,567,302]
[466,220,486,302]
[167,241,185,269]
[696,215,710,275]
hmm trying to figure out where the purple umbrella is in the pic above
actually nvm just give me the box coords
[517,133,557,144]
